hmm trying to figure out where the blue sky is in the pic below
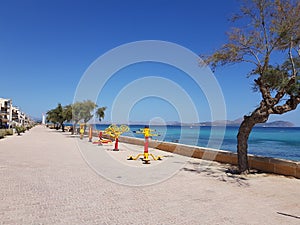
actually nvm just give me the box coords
[0,0,299,125]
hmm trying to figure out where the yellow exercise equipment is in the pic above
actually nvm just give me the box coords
[128,126,162,164]
[104,124,130,151]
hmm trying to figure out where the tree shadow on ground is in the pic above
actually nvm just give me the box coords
[64,135,80,138]
[60,132,84,139]
[181,161,256,187]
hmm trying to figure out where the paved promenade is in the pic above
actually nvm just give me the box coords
[0,126,299,225]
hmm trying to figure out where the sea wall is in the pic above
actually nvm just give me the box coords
[89,130,299,178]
[116,135,300,179]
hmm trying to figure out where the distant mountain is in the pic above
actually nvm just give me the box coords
[99,119,294,127]
[255,120,294,127]
[198,118,294,127]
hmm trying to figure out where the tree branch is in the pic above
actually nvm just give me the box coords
[270,96,300,114]
[259,1,270,68]
[289,38,297,76]
[248,48,262,67]
[273,75,297,105]
[255,77,272,101]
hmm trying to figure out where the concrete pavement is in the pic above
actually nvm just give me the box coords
[0,125,299,224]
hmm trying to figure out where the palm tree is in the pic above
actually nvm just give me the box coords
[47,103,69,131]
[46,108,59,129]
[95,107,107,122]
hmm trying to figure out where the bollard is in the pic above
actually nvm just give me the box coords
[88,125,93,142]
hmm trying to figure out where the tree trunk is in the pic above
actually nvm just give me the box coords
[72,123,76,134]
[237,111,269,173]
[237,117,255,173]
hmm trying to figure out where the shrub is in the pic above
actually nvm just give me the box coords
[5,129,13,135]
[21,126,26,133]
[26,125,33,130]
[0,129,5,139]
[15,126,22,135]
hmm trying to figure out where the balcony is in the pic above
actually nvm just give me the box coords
[0,111,9,115]
[0,118,9,123]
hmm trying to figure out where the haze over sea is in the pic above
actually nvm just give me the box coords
[94,124,300,162]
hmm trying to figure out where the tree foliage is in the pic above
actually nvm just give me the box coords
[72,100,97,124]
[46,100,106,133]
[46,103,64,129]
[96,107,107,122]
[202,0,300,173]
[63,104,73,122]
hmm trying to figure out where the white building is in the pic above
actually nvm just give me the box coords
[0,97,32,128]
[0,98,12,128]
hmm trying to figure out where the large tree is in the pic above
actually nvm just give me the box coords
[61,104,73,132]
[203,0,300,173]
[46,103,68,131]
[46,108,58,128]
[72,100,98,133]
[63,104,73,123]
[46,103,64,130]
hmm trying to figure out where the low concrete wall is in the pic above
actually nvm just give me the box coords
[89,130,300,178]
[118,135,300,179]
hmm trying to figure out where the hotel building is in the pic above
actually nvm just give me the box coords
[0,98,31,128]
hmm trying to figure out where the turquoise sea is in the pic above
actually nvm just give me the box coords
[93,125,300,162]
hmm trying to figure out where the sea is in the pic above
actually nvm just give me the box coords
[90,124,300,162]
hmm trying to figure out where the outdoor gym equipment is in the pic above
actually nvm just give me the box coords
[128,125,162,164]
[92,131,112,145]
[79,124,85,139]
[104,124,130,151]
